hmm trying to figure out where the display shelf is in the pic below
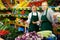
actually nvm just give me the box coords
[0,6,60,11]
[0,14,28,18]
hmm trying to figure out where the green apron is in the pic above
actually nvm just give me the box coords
[41,9,53,31]
[29,12,39,32]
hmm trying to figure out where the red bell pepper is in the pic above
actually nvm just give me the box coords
[0,30,9,36]
[21,10,25,15]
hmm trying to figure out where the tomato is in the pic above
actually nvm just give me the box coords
[21,10,25,15]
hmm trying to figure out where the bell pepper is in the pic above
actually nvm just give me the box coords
[21,10,25,15]
[0,30,9,36]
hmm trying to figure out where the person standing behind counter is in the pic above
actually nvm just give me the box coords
[26,5,42,32]
[40,1,56,31]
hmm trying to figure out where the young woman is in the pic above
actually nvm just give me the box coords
[26,5,41,32]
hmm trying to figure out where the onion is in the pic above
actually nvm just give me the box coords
[15,31,42,40]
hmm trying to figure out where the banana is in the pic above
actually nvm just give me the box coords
[23,2,29,7]
[19,1,26,7]
[0,0,6,10]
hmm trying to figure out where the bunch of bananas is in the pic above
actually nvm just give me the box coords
[0,0,6,10]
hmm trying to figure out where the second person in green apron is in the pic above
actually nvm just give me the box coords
[41,1,55,31]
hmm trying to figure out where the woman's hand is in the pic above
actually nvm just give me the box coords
[24,21,29,25]
[39,20,42,23]
[32,20,42,24]
[32,21,37,24]
[52,23,58,28]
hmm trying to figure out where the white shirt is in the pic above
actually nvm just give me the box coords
[26,11,42,25]
[43,9,55,23]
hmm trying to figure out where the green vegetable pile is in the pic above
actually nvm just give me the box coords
[0,18,23,40]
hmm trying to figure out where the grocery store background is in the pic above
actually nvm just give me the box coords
[0,0,60,40]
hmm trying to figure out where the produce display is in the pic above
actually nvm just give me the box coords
[37,30,52,38]
[15,31,57,40]
[57,26,60,32]
[0,22,22,40]
[0,22,9,36]
[37,31,57,40]
[57,14,60,23]
[15,31,43,40]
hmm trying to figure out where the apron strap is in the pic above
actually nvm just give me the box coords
[45,8,48,16]
[37,12,39,21]
[45,8,52,23]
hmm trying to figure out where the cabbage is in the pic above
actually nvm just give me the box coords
[37,30,52,38]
